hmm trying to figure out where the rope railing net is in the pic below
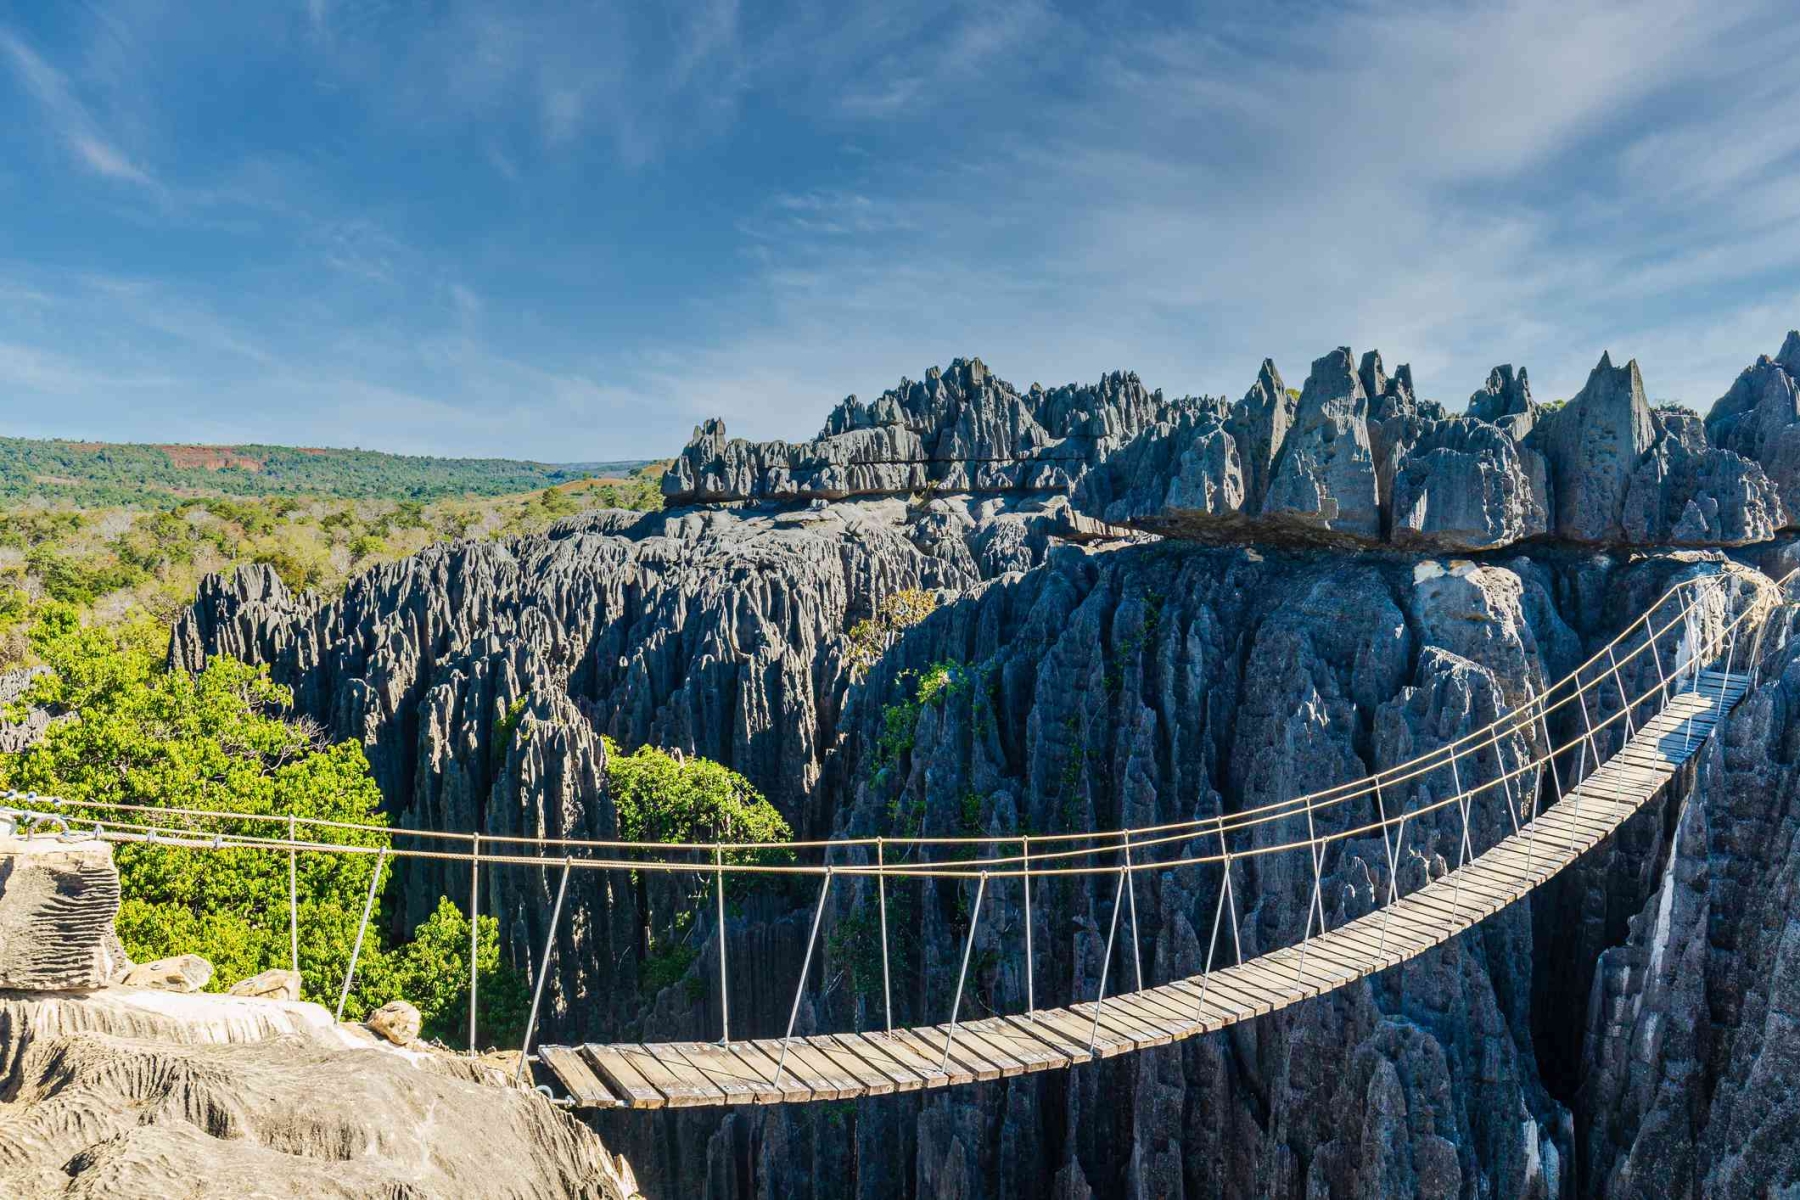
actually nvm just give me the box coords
[1,564,1792,1090]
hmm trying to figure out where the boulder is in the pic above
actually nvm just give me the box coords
[367,999,423,1045]
[0,835,125,991]
[227,968,303,1002]
[122,954,213,994]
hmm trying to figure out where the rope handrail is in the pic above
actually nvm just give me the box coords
[4,563,1785,879]
[0,645,1694,880]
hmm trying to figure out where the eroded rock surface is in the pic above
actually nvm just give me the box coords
[0,837,124,991]
[0,987,641,1199]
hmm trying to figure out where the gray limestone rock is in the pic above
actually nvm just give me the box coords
[1704,330,1800,525]
[661,358,1194,506]
[1536,352,1657,543]
[1387,419,1551,551]
[0,668,53,753]
[1621,414,1785,546]
[0,988,641,1199]
[1262,348,1383,540]
[1466,364,1537,439]
[0,837,125,991]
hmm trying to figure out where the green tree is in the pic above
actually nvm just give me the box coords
[0,606,524,1045]
[602,738,792,992]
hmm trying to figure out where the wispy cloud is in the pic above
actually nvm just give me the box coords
[0,29,154,188]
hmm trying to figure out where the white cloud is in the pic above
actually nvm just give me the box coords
[0,29,155,188]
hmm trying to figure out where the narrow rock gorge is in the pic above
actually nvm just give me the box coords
[169,331,1800,1198]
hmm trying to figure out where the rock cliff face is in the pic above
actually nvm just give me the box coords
[168,331,1800,1199]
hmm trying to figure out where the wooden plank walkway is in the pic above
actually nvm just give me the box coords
[539,671,1747,1108]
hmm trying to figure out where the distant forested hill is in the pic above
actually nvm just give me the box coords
[0,436,655,505]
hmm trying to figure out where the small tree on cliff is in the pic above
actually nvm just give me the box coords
[845,588,939,679]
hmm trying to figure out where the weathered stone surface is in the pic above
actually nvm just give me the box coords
[0,837,124,991]
[1536,351,1657,542]
[1621,412,1785,545]
[1387,418,1551,550]
[367,999,422,1045]
[0,987,641,1199]
[121,954,212,994]
[1704,330,1800,526]
[1466,363,1537,438]
[1262,347,1383,540]
[226,968,302,1002]
[662,357,1196,505]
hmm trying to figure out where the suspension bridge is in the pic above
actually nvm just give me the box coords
[1,566,1791,1111]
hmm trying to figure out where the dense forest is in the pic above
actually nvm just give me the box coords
[0,451,667,669]
[0,434,653,506]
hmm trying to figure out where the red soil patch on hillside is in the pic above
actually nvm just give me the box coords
[157,446,265,472]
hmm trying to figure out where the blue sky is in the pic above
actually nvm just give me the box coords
[2,0,1798,462]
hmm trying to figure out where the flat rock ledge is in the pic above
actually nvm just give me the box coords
[0,836,642,1199]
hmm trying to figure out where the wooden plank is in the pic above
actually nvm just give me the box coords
[744,1039,839,1101]
[1081,995,1182,1046]
[827,1033,926,1093]
[781,1039,869,1099]
[1201,966,1284,1016]
[1259,944,1359,993]
[581,1044,666,1109]
[1232,956,1320,1004]
[622,1043,727,1108]
[1004,1012,1097,1064]
[1034,1006,1136,1059]
[1161,975,1257,1026]
[1321,921,1410,969]
[804,1036,900,1096]
[1289,934,1375,980]
[960,1016,1069,1073]
[862,1028,959,1087]
[1103,988,1200,1038]
[1302,931,1388,978]
[724,1039,815,1104]
[885,1026,982,1085]
[537,1044,619,1108]
[660,1042,761,1105]
[928,1023,1022,1079]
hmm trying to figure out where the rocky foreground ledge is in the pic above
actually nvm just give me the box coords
[0,834,642,1200]
[665,331,1800,554]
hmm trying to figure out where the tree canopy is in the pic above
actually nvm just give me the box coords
[0,606,524,1047]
